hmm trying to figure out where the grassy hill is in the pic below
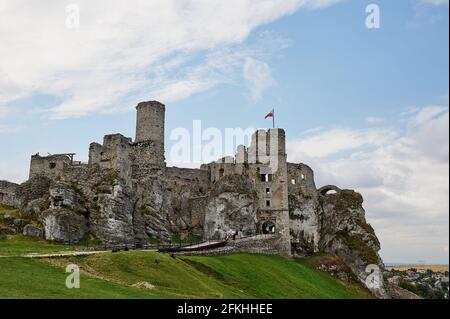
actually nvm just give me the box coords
[0,235,372,299]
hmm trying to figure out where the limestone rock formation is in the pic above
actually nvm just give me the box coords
[43,210,87,243]
[204,175,258,240]
[318,188,387,298]
[23,224,43,238]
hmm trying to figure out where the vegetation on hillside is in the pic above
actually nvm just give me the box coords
[0,235,372,299]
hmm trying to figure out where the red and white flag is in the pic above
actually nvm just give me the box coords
[264,109,274,119]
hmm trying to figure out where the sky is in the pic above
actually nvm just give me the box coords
[0,0,448,264]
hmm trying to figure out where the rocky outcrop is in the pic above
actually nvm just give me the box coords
[289,187,320,255]
[89,182,134,245]
[23,224,43,238]
[0,213,29,235]
[203,175,258,240]
[43,210,87,243]
[317,188,387,298]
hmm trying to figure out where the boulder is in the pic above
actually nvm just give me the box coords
[23,224,43,238]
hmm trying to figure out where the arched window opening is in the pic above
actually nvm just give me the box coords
[262,221,276,234]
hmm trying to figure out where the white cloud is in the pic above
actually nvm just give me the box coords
[0,0,341,119]
[287,106,449,263]
[366,116,384,124]
[0,106,11,118]
[287,127,396,158]
[243,57,275,101]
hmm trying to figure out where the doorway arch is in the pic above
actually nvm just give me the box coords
[262,221,276,234]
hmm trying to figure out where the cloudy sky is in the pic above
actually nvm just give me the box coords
[0,0,448,263]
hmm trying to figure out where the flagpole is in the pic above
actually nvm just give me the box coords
[272,108,275,129]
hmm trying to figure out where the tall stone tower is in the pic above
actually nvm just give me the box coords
[135,101,165,143]
[133,101,166,166]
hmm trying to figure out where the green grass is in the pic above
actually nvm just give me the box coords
[0,257,158,298]
[0,236,372,299]
[0,235,84,257]
[181,254,371,299]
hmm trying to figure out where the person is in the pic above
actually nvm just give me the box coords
[232,230,238,240]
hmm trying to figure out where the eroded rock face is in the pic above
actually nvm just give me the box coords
[23,224,43,238]
[318,189,388,298]
[43,210,87,243]
[289,189,320,255]
[204,175,258,240]
[89,182,135,245]
[134,176,191,244]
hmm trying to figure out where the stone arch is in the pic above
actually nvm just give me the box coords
[262,220,276,234]
[318,185,341,196]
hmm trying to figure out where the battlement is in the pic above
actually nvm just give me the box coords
[247,128,286,164]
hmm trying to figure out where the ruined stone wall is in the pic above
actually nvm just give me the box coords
[99,134,133,182]
[207,162,243,183]
[287,163,320,255]
[185,234,282,256]
[287,163,316,193]
[29,154,72,180]
[0,180,18,207]
[88,142,103,165]
[164,166,210,186]
[131,140,165,168]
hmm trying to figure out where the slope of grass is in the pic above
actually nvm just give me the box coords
[0,236,372,299]
[0,257,157,298]
[55,251,248,298]
[181,254,371,299]
[0,235,84,257]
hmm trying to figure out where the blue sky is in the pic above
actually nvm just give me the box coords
[0,0,448,263]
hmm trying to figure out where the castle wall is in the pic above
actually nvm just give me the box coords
[287,163,316,194]
[88,142,103,165]
[131,140,165,168]
[29,154,72,180]
[0,180,18,207]
[164,166,210,186]
[99,134,133,182]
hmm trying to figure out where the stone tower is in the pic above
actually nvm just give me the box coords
[135,101,165,144]
[133,101,166,166]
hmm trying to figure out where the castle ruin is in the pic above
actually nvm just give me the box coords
[0,100,387,297]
